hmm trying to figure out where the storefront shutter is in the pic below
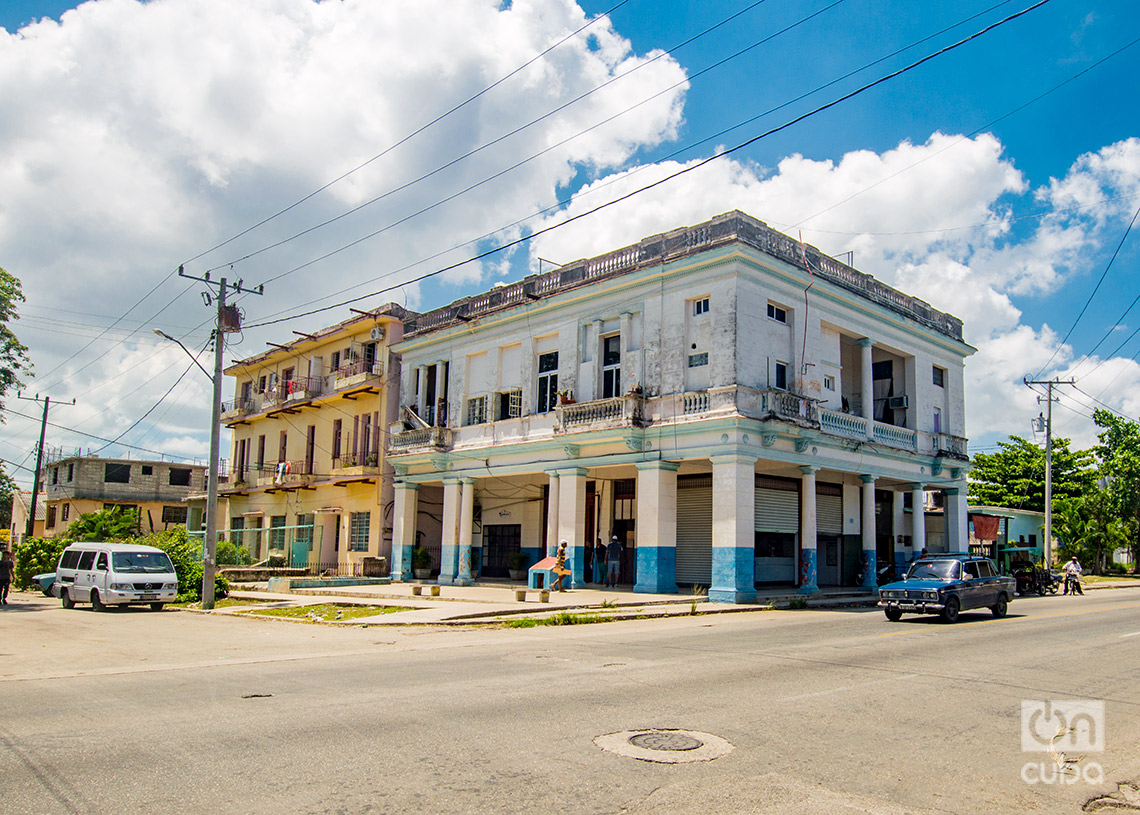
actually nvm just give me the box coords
[676,476,712,585]
[754,477,800,533]
[817,484,843,534]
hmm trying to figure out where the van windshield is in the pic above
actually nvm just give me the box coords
[112,551,174,574]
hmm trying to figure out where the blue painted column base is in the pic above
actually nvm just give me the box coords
[455,545,473,586]
[798,548,821,595]
[570,546,587,589]
[860,550,878,591]
[708,588,758,604]
[438,544,458,585]
[709,546,757,604]
[635,546,678,594]
[391,542,412,582]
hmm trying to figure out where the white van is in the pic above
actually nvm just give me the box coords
[56,542,178,611]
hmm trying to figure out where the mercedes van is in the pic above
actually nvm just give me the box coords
[56,542,178,611]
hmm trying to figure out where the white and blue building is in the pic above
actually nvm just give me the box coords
[386,211,973,602]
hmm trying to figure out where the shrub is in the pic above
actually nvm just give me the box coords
[216,540,253,566]
[13,536,70,589]
[139,527,229,602]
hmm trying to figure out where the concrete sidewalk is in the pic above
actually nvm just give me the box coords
[217,580,877,626]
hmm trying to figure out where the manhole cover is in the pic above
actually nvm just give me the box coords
[595,729,734,764]
[629,732,703,751]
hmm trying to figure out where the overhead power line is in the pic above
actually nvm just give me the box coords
[248,0,1055,330]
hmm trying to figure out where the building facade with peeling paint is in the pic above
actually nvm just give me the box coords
[387,211,973,602]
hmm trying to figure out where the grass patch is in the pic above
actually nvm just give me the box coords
[785,596,809,610]
[245,603,410,622]
[505,611,613,628]
[174,596,272,609]
[1082,574,1140,583]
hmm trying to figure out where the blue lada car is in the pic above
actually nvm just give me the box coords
[877,554,1015,623]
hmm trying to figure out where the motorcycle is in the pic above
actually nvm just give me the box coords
[1063,571,1084,595]
[1044,571,1062,594]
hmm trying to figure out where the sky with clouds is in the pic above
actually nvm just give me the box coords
[1,0,1138,490]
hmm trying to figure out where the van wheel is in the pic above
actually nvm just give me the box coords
[90,590,105,612]
[61,590,74,609]
[150,603,165,611]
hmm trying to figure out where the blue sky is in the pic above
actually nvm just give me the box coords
[2,0,1138,488]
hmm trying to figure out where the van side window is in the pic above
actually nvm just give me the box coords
[77,551,96,570]
[96,553,108,571]
[61,550,81,569]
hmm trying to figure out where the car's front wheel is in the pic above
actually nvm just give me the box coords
[991,594,1008,618]
[940,596,960,624]
[884,606,903,622]
[90,590,105,612]
[150,603,164,611]
[61,589,74,609]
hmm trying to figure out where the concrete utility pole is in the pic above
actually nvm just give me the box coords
[16,393,75,541]
[176,267,262,609]
[1024,377,1074,568]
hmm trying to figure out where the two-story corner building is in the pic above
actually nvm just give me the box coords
[219,304,416,573]
[38,452,208,539]
[386,211,974,602]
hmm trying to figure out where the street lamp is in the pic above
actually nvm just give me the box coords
[152,329,212,380]
[154,325,223,609]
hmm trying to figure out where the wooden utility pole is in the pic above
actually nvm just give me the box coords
[16,393,75,541]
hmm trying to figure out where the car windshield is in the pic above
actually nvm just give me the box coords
[907,559,960,580]
[111,551,174,574]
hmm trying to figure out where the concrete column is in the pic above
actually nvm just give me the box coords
[635,460,679,594]
[860,474,877,590]
[390,483,418,581]
[858,337,874,432]
[620,311,633,393]
[456,478,476,586]
[798,465,820,595]
[892,490,907,569]
[945,483,968,552]
[557,468,588,588]
[709,453,758,604]
[438,478,461,584]
[545,471,560,557]
[910,483,926,559]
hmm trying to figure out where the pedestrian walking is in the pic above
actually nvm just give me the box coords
[594,538,606,584]
[0,550,14,606]
[552,540,570,592]
[606,535,623,588]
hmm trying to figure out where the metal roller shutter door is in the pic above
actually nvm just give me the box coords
[754,487,799,532]
[676,484,712,585]
[817,491,843,534]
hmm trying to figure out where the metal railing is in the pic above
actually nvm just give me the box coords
[388,426,452,453]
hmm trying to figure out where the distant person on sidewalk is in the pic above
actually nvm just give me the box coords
[606,535,623,588]
[0,550,14,605]
[594,538,606,584]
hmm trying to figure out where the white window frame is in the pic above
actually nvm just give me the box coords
[349,511,371,552]
[933,365,945,388]
[498,389,522,419]
[466,395,488,426]
[767,302,788,323]
[823,374,835,391]
[774,361,789,390]
[536,352,559,413]
[601,334,621,398]
[692,297,710,316]
[688,352,709,368]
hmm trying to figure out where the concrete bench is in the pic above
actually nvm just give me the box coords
[515,588,551,602]
[411,585,440,597]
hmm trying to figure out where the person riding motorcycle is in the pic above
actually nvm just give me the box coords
[1061,556,1084,595]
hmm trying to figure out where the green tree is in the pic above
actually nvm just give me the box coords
[66,506,141,541]
[12,536,70,590]
[968,435,1097,512]
[139,526,228,602]
[1094,409,1140,573]
[0,467,16,529]
[0,267,32,414]
[1053,488,1128,574]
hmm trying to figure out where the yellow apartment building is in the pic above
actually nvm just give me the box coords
[219,304,408,573]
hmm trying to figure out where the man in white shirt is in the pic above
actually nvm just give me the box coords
[1062,556,1084,595]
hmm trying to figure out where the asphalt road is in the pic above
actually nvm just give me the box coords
[3,588,1140,815]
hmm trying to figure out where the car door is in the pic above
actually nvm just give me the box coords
[73,550,97,601]
[959,560,986,610]
[92,551,110,601]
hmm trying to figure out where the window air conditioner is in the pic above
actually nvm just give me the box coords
[887,395,909,410]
